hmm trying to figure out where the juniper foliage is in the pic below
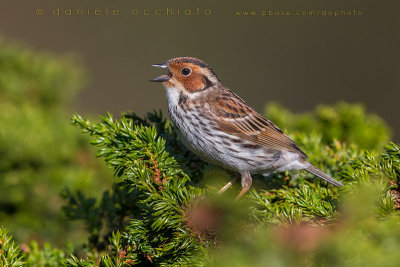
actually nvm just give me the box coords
[0,227,25,267]
[0,104,399,266]
[66,113,207,265]
[57,106,399,266]
[2,37,400,266]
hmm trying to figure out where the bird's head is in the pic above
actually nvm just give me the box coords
[151,57,220,94]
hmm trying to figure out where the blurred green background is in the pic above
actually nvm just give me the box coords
[0,0,399,251]
[0,38,113,247]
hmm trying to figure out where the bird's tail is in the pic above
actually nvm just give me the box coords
[305,165,343,187]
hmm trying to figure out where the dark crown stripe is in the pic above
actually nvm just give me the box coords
[172,57,209,68]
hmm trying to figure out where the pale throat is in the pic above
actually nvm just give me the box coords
[164,86,181,107]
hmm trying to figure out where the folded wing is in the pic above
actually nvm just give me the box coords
[211,89,307,158]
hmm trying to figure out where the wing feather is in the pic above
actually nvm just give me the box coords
[211,90,307,158]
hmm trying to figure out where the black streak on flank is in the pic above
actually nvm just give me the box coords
[272,151,282,161]
[222,140,232,147]
[241,143,262,150]
[232,155,257,167]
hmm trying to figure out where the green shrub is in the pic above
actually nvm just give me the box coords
[265,102,391,150]
[0,104,398,266]
[0,38,111,246]
[0,38,87,108]
[0,227,25,266]
[1,37,399,266]
[57,107,397,266]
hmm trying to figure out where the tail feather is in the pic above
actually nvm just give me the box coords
[305,165,343,187]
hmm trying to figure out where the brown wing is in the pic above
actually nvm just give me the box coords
[211,89,307,158]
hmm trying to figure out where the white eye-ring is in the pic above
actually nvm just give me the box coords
[181,67,191,76]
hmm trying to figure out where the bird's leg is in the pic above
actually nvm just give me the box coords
[218,174,239,194]
[234,172,252,201]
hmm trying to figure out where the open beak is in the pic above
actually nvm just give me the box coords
[151,63,170,82]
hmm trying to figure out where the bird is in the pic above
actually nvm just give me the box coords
[151,57,343,200]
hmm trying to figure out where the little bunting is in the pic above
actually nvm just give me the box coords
[151,57,343,200]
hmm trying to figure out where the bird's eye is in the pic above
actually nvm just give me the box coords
[181,67,191,76]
